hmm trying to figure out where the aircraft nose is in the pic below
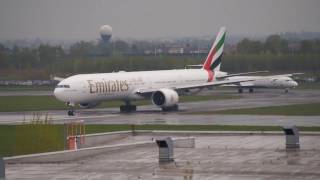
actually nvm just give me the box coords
[53,88,65,102]
[292,81,298,87]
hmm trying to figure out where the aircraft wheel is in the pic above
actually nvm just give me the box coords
[162,104,179,112]
[238,89,243,93]
[120,105,136,113]
[249,88,254,93]
[130,105,137,112]
[68,110,75,116]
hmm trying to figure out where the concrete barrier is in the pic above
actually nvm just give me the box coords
[134,130,320,136]
[4,136,194,164]
[75,131,198,149]
[5,141,156,164]
[73,130,318,151]
[79,131,132,148]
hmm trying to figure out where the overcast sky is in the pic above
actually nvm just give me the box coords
[0,0,319,40]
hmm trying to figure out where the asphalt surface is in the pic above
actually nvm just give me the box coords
[0,89,319,126]
[6,133,320,180]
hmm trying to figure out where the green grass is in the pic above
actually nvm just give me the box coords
[188,103,320,116]
[0,124,64,157]
[0,125,16,157]
[0,94,239,112]
[0,85,54,91]
[297,82,320,90]
[0,96,65,112]
[1,124,320,157]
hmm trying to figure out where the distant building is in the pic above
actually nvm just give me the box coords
[189,49,209,55]
[288,42,301,53]
[168,47,184,54]
[143,48,164,56]
[144,50,152,55]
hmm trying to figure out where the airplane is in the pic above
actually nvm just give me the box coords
[223,74,300,93]
[54,27,258,116]
[185,48,300,94]
[187,64,300,94]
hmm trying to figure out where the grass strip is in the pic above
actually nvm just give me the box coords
[0,85,54,91]
[187,103,320,116]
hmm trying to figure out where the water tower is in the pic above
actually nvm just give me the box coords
[99,25,112,43]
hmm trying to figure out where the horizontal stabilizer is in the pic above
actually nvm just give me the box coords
[53,76,65,82]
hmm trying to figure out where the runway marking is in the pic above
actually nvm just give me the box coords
[54,114,118,121]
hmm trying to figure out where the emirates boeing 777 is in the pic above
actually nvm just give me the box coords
[54,27,255,116]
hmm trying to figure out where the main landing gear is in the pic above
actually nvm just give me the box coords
[120,101,137,113]
[238,88,254,93]
[162,104,179,112]
[67,102,75,116]
[68,110,75,116]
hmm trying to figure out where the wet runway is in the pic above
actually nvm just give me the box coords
[0,89,319,126]
[6,133,320,180]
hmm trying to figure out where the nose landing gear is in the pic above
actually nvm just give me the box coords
[66,102,76,116]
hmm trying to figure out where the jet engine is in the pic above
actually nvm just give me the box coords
[151,88,179,108]
[79,102,100,109]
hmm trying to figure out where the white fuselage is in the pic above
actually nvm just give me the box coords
[226,76,298,89]
[54,69,224,104]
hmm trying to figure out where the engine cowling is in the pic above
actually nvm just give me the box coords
[79,102,100,109]
[151,88,179,108]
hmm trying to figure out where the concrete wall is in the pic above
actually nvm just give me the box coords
[134,130,286,136]
[5,136,194,164]
[78,131,195,149]
[5,141,156,164]
[78,131,132,148]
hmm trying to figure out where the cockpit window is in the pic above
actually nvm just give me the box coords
[56,85,70,88]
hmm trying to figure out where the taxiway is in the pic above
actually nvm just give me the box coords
[0,89,319,126]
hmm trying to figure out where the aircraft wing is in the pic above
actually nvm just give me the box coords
[135,78,255,95]
[267,73,304,78]
[217,70,269,79]
[222,81,255,87]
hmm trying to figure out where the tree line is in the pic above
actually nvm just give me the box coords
[236,35,320,54]
[0,34,319,80]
